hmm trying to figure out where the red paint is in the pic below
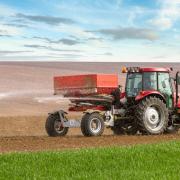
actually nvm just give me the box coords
[139,68,170,73]
[135,90,165,101]
[54,74,118,97]
[68,105,107,112]
[173,92,180,108]
[177,101,180,108]
[120,92,126,99]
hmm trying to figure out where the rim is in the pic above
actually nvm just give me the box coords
[89,118,102,134]
[144,105,165,132]
[54,120,64,133]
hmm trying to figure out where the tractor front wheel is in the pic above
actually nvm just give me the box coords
[136,97,168,135]
[81,112,104,136]
[45,113,69,137]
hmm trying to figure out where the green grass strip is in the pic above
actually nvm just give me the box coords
[1,141,180,180]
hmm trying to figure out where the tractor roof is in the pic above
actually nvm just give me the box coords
[139,67,171,73]
[122,67,171,73]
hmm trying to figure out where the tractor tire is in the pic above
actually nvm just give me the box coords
[45,113,69,137]
[81,112,104,137]
[111,120,138,135]
[136,97,168,135]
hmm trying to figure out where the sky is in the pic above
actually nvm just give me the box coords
[0,0,180,62]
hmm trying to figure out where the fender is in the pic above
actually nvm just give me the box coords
[135,90,166,102]
[83,109,104,115]
[48,110,68,120]
[120,92,126,99]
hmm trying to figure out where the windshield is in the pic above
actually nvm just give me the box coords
[126,73,142,97]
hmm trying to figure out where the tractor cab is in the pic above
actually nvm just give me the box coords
[123,67,173,108]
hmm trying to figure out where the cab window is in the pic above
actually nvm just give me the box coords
[158,72,172,95]
[126,73,142,97]
[143,72,157,90]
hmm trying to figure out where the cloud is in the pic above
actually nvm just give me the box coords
[4,23,29,28]
[24,44,47,49]
[87,37,103,41]
[104,52,113,56]
[0,24,22,36]
[0,34,11,37]
[150,0,180,30]
[16,13,75,25]
[150,18,172,29]
[0,30,8,35]
[32,36,81,45]
[24,44,82,52]
[88,27,158,41]
[54,53,83,58]
[58,38,80,45]
[0,50,33,55]
[0,4,16,16]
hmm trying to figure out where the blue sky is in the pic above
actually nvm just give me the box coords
[0,0,180,62]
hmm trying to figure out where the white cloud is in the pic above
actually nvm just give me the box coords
[0,24,23,36]
[151,0,180,30]
[151,17,172,29]
[127,6,147,26]
[0,3,16,16]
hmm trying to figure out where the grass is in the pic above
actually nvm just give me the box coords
[1,141,180,180]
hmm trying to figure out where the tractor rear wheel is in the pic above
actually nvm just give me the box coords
[81,112,104,136]
[45,113,69,137]
[136,97,168,135]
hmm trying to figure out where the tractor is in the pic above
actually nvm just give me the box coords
[45,67,180,136]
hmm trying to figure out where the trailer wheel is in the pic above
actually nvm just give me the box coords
[136,97,168,135]
[81,112,104,136]
[45,113,69,137]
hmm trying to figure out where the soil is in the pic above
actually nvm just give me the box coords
[0,116,180,153]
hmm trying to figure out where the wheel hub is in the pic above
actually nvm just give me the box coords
[54,120,64,133]
[145,107,160,128]
[89,118,101,133]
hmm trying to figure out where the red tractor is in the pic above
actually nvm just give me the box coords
[45,67,180,136]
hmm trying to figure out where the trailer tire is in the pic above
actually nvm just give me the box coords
[136,97,168,135]
[81,112,104,136]
[45,113,69,137]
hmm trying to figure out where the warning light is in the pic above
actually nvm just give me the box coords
[122,67,127,73]
[126,67,140,73]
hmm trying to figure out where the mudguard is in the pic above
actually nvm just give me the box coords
[48,110,68,121]
[135,90,166,102]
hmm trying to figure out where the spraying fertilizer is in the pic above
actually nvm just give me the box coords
[0,90,52,99]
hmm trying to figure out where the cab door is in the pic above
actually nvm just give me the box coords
[158,72,173,108]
